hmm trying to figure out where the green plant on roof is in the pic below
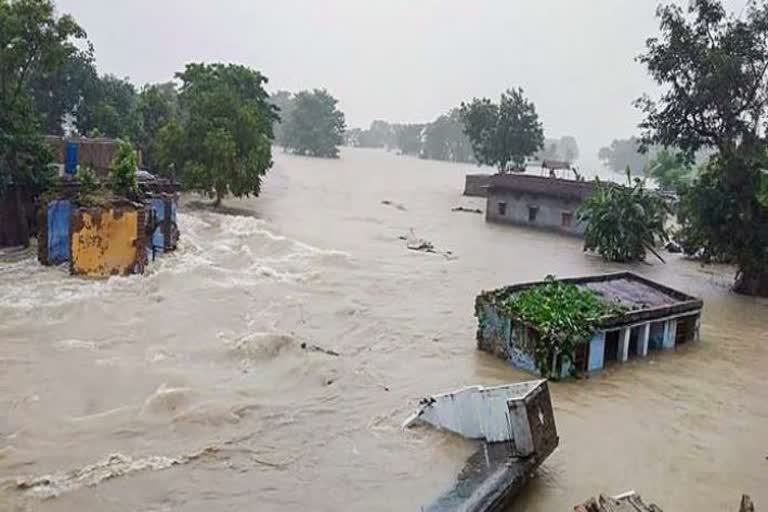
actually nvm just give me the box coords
[497,276,623,377]
[109,138,139,198]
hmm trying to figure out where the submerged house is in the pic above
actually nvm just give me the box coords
[485,173,596,236]
[37,176,179,277]
[476,273,703,378]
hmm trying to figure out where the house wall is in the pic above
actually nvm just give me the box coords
[70,206,148,277]
[486,191,586,235]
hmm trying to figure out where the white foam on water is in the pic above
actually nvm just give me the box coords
[15,448,216,499]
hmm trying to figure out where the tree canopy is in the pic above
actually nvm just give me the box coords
[0,0,87,244]
[165,63,278,206]
[598,137,652,175]
[459,88,544,173]
[282,89,346,158]
[422,110,475,163]
[636,0,768,296]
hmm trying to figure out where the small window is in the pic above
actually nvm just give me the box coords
[561,212,573,228]
[497,202,507,216]
[528,205,539,222]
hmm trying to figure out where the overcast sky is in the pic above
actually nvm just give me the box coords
[56,0,748,168]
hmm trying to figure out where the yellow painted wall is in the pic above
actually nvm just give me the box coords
[71,208,142,277]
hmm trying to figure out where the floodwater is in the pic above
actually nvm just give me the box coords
[1,147,766,511]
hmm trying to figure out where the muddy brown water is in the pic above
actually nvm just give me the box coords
[1,148,766,511]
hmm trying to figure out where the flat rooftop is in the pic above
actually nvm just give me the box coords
[485,272,703,329]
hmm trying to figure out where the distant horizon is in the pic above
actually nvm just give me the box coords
[55,0,751,170]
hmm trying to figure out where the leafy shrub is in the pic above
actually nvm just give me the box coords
[577,170,670,263]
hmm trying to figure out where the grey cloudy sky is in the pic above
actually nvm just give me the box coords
[56,0,748,168]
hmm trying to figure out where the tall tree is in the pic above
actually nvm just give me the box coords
[394,123,424,156]
[76,74,140,140]
[170,63,278,206]
[269,90,293,146]
[636,0,768,296]
[0,0,87,246]
[137,82,178,170]
[598,137,652,175]
[422,109,475,162]
[282,89,346,158]
[459,88,544,173]
[27,44,97,135]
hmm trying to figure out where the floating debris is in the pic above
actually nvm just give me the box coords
[452,206,483,214]
[300,342,340,357]
[381,199,407,211]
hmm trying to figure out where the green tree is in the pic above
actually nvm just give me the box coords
[77,74,140,140]
[636,0,768,296]
[394,123,424,156]
[459,88,544,173]
[137,82,179,170]
[423,109,475,162]
[577,171,670,263]
[269,90,293,147]
[598,137,653,175]
[171,63,278,206]
[282,89,346,158]
[153,119,184,179]
[28,44,97,135]
[645,148,696,192]
[0,0,86,246]
[109,138,138,198]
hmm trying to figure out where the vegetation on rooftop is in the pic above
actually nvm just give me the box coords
[489,276,624,378]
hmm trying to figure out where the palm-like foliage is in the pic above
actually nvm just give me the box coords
[577,169,670,263]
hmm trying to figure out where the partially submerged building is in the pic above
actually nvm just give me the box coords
[37,173,179,277]
[44,136,137,176]
[485,173,595,236]
[404,380,558,512]
[476,273,703,378]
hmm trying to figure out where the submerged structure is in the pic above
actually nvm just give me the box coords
[37,174,179,277]
[404,380,558,511]
[484,173,595,236]
[476,273,703,378]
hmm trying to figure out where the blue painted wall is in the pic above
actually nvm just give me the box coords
[47,200,71,264]
[588,331,606,371]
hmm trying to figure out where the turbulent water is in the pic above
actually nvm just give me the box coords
[1,147,766,511]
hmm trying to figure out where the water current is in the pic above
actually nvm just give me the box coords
[1,147,766,511]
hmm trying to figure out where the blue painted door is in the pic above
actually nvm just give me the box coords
[65,143,78,175]
[47,200,72,264]
[150,198,165,253]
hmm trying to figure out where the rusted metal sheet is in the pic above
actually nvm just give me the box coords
[70,204,148,277]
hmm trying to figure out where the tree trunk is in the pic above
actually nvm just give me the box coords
[14,186,30,248]
[213,190,223,209]
[734,268,768,297]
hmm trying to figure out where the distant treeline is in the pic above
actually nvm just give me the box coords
[344,113,580,167]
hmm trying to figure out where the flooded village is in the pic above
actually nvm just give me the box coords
[1,1,767,512]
